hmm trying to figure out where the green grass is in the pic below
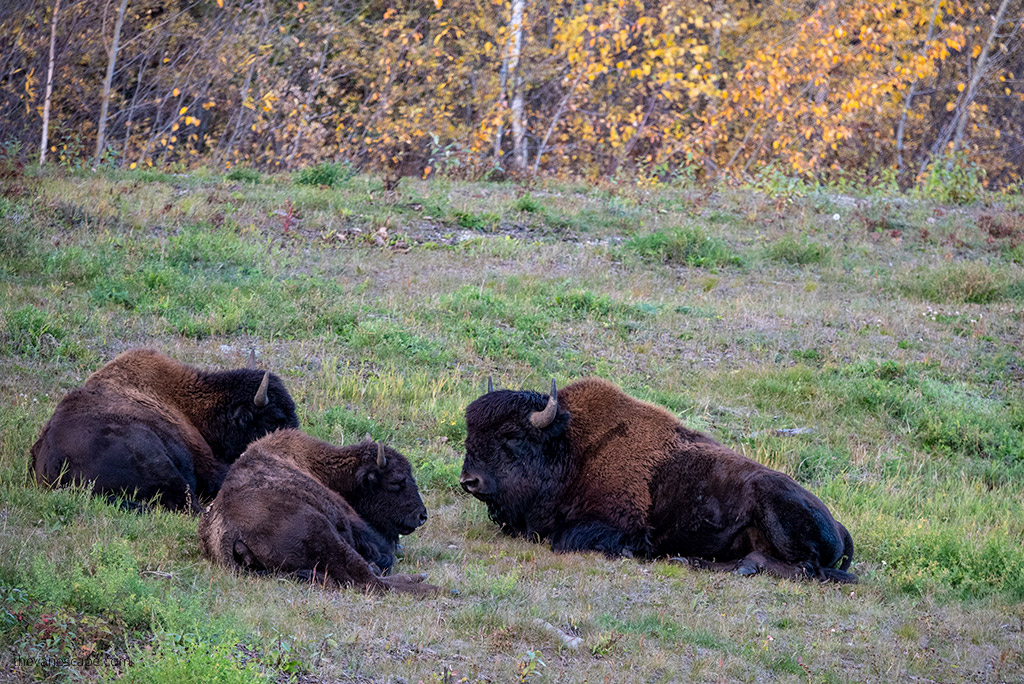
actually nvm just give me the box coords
[294,161,355,188]
[1,170,1022,682]
[766,235,831,265]
[624,226,743,268]
[898,262,1022,304]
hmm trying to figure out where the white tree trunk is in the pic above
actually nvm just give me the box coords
[922,0,1012,175]
[95,0,130,165]
[895,0,940,177]
[949,0,1011,156]
[492,33,511,163]
[509,0,527,171]
[39,0,62,165]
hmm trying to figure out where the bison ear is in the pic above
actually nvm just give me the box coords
[253,371,270,408]
[529,379,558,429]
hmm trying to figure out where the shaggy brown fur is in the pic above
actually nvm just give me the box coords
[30,349,297,511]
[198,429,437,595]
[461,378,856,583]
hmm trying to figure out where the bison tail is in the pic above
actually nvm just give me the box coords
[837,522,854,571]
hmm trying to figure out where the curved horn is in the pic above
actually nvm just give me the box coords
[253,371,270,408]
[247,349,257,369]
[529,379,558,429]
[376,442,387,468]
[487,376,494,393]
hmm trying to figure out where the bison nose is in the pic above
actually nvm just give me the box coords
[459,473,482,494]
[418,511,428,525]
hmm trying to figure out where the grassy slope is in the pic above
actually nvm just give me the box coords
[1,169,1023,682]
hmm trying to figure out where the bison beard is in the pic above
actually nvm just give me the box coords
[30,349,298,512]
[461,378,856,583]
[198,429,437,595]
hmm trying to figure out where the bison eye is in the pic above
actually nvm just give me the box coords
[387,480,405,493]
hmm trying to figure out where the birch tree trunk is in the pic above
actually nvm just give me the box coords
[509,0,527,171]
[894,0,940,179]
[94,0,129,165]
[921,0,1011,175]
[287,41,328,168]
[949,0,1011,156]
[39,0,61,165]
[492,32,511,163]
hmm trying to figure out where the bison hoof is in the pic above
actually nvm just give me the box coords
[735,562,759,577]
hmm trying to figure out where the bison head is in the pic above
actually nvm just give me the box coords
[461,380,572,535]
[207,368,299,462]
[347,438,428,546]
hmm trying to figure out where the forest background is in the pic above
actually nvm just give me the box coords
[1,0,1023,189]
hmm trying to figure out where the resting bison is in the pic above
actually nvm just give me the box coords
[198,429,437,595]
[460,378,856,583]
[30,349,298,512]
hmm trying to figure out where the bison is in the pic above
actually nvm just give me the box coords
[460,378,856,583]
[30,349,298,512]
[199,429,436,595]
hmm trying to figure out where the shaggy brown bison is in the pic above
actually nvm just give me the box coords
[461,378,856,583]
[198,429,437,595]
[30,349,298,512]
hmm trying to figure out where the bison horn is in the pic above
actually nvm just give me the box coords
[487,376,494,393]
[253,371,270,408]
[376,442,387,468]
[529,379,558,429]
[247,349,257,369]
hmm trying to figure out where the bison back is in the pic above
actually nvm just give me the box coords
[31,389,203,512]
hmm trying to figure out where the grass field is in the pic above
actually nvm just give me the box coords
[1,168,1023,682]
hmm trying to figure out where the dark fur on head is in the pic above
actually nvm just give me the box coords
[462,389,573,537]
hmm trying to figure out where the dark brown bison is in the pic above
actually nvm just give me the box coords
[460,378,856,583]
[198,429,437,595]
[30,349,298,512]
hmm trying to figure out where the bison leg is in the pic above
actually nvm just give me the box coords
[550,520,649,558]
[347,516,396,575]
[671,552,856,583]
[381,573,440,596]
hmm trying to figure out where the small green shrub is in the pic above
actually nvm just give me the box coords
[898,262,1008,304]
[744,163,809,201]
[452,209,500,230]
[766,235,830,265]
[512,193,542,213]
[295,161,355,188]
[225,167,262,184]
[108,635,271,684]
[2,305,65,355]
[916,152,986,205]
[624,227,742,268]
[1004,242,1024,265]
